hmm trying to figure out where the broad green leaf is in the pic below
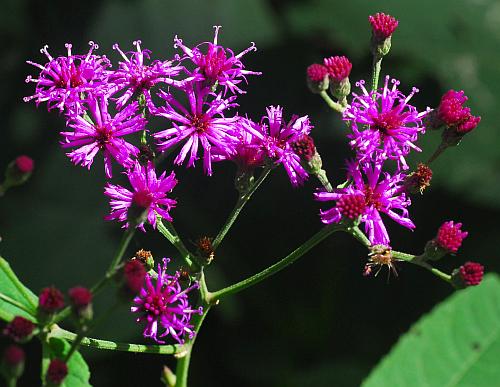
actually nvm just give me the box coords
[48,337,92,387]
[0,256,38,321]
[363,274,500,387]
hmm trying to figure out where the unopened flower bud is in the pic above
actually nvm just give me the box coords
[160,365,177,387]
[306,64,329,94]
[368,13,398,57]
[134,249,155,271]
[424,221,468,261]
[436,221,468,254]
[38,286,65,318]
[323,56,352,101]
[1,345,25,380]
[1,155,35,195]
[46,358,68,386]
[3,316,35,343]
[122,259,146,296]
[404,163,432,194]
[196,236,215,264]
[68,286,93,322]
[451,261,484,289]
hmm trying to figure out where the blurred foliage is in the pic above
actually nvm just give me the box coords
[364,274,500,387]
[1,0,499,386]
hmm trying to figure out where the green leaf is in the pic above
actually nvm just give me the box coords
[0,256,38,321]
[363,274,500,387]
[48,337,92,387]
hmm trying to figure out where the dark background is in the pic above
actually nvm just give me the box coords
[1,0,499,386]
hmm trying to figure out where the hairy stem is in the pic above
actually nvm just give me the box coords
[319,91,345,113]
[371,55,383,96]
[175,272,211,387]
[213,166,272,250]
[49,326,183,354]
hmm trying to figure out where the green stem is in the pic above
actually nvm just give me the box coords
[213,166,272,250]
[157,219,198,269]
[0,258,37,311]
[315,169,333,192]
[427,142,448,165]
[6,377,16,387]
[319,91,345,113]
[175,273,211,387]
[210,224,343,301]
[49,326,183,354]
[371,55,383,96]
[0,292,37,316]
[41,342,50,385]
[392,250,451,282]
[346,225,371,247]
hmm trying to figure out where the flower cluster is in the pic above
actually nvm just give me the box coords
[311,12,480,255]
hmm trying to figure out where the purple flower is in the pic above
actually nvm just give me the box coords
[104,161,177,230]
[131,258,202,344]
[315,160,414,246]
[212,117,266,171]
[343,76,428,169]
[243,106,313,186]
[108,40,184,110]
[60,96,146,178]
[174,26,261,94]
[24,41,110,114]
[152,83,239,175]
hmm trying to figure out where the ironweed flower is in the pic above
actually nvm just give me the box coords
[3,316,35,342]
[152,84,239,175]
[60,96,146,178]
[131,258,202,344]
[243,106,313,186]
[109,40,184,110]
[315,160,414,246]
[437,89,481,134]
[24,41,110,114]
[174,26,261,94]
[343,76,428,169]
[104,161,177,230]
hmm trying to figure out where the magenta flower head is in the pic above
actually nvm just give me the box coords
[343,76,428,169]
[306,63,329,93]
[46,358,68,386]
[174,26,261,94]
[435,221,468,253]
[323,56,352,83]
[458,262,484,286]
[437,89,481,134]
[243,106,313,186]
[24,41,110,114]
[369,12,399,40]
[15,156,34,174]
[109,40,184,110]
[212,117,266,172]
[39,286,65,315]
[2,345,25,380]
[131,258,203,344]
[3,316,35,342]
[104,161,177,230]
[60,95,146,178]
[152,84,239,176]
[315,160,414,246]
